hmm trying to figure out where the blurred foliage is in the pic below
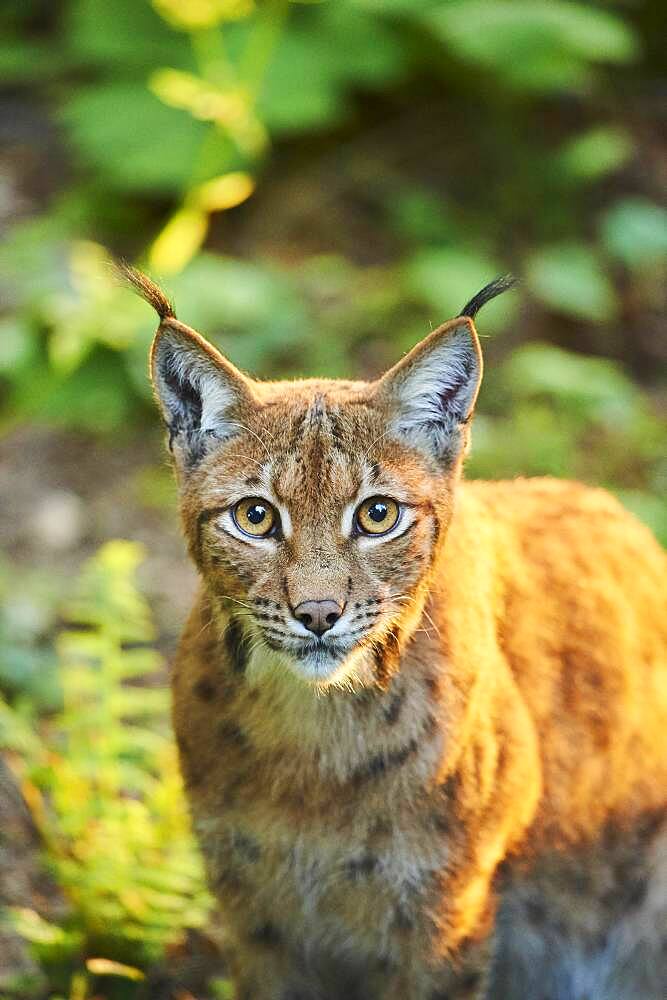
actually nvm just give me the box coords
[1,0,665,415]
[1,543,216,999]
[468,345,667,541]
[0,0,666,996]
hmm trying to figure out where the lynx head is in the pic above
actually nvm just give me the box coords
[122,265,514,691]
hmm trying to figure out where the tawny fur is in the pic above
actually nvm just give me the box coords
[129,267,667,1000]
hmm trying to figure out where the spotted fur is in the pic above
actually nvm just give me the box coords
[127,267,667,1000]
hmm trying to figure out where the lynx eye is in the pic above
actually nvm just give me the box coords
[233,498,277,538]
[355,496,400,536]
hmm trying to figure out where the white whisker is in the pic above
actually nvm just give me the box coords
[217,594,255,611]
[233,421,275,460]
[361,429,393,463]
[224,451,266,471]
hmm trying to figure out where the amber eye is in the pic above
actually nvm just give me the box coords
[355,496,400,536]
[233,498,277,538]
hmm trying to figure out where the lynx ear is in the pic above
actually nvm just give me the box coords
[378,316,483,465]
[150,319,254,468]
[115,263,255,470]
[377,274,518,464]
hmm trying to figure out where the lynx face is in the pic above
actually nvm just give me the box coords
[179,385,457,686]
[143,278,493,688]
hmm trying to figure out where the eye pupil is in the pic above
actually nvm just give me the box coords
[369,503,387,523]
[247,504,266,525]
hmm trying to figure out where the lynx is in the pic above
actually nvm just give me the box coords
[124,265,666,1000]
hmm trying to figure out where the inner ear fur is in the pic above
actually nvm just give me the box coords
[150,318,256,468]
[376,315,483,464]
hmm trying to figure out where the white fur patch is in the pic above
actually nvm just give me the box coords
[389,323,480,458]
[154,334,239,441]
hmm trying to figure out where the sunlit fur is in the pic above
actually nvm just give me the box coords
[138,275,667,1000]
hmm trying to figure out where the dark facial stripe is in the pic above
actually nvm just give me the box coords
[225,616,248,675]
[195,505,226,566]
[281,575,293,614]
[193,677,216,701]
[374,629,402,689]
[350,738,418,787]
[217,721,249,748]
[393,906,414,932]
[432,772,461,833]
[329,410,345,450]
[262,636,284,652]
[346,853,379,879]
[231,830,261,862]
[249,922,281,946]
[254,611,285,623]
[383,690,405,725]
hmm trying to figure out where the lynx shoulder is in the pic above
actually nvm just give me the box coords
[122,263,667,1000]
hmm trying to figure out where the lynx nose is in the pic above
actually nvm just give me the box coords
[294,599,343,637]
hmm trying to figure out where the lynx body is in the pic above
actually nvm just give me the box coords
[129,267,667,999]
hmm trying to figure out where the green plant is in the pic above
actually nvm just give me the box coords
[1,542,215,996]
[1,0,665,426]
[467,344,667,543]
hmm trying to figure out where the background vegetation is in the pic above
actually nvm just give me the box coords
[0,1,665,997]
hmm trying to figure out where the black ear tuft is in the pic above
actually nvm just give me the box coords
[113,260,176,321]
[460,274,518,320]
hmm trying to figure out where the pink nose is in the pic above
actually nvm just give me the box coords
[293,599,343,637]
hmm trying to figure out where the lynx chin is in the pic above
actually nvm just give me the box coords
[122,263,666,1000]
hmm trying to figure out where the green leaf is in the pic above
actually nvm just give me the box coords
[64,0,192,72]
[350,0,436,11]
[0,39,65,82]
[600,198,667,269]
[12,353,138,432]
[389,190,455,245]
[161,253,309,372]
[259,5,406,132]
[319,5,407,87]
[404,247,517,333]
[502,343,640,419]
[424,1,639,91]
[468,406,576,479]
[0,318,37,375]
[613,490,667,546]
[210,979,235,1000]
[525,243,617,322]
[60,84,208,195]
[62,541,156,644]
[0,217,71,311]
[109,689,170,720]
[0,699,43,756]
[257,27,346,132]
[555,126,633,181]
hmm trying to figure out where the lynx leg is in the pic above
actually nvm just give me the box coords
[597,817,667,1000]
[376,937,492,1000]
[492,816,667,1000]
[229,937,370,1000]
[228,946,314,1000]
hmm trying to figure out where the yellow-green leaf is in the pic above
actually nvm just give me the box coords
[85,958,145,981]
[149,208,209,274]
[190,172,255,211]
